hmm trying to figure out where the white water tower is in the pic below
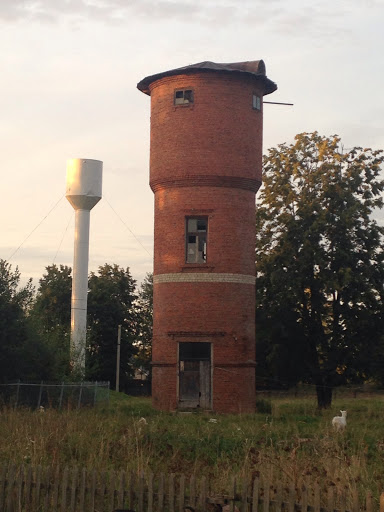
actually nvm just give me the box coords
[66,158,103,375]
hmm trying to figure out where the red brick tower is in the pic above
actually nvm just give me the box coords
[138,60,276,413]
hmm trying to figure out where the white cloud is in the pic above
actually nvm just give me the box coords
[0,0,206,24]
[1,0,381,49]
[1,0,383,286]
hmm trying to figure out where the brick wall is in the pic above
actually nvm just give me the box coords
[149,73,264,189]
[146,69,265,413]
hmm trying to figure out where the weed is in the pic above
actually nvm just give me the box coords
[256,399,272,414]
[1,393,384,498]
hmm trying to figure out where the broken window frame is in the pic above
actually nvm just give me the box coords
[185,216,208,264]
[252,93,261,111]
[174,89,194,105]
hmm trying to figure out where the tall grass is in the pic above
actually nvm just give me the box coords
[1,393,384,498]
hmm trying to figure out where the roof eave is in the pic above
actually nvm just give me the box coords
[137,66,277,96]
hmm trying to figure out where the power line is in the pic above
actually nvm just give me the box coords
[103,195,153,258]
[7,191,152,265]
[8,194,65,262]
[52,211,74,265]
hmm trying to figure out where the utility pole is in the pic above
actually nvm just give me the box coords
[115,325,121,392]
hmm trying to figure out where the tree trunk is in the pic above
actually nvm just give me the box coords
[316,381,333,409]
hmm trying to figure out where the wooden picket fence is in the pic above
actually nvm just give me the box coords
[1,463,384,512]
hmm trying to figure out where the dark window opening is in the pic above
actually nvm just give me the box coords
[179,342,211,361]
[186,217,207,263]
[175,89,194,105]
[252,94,261,111]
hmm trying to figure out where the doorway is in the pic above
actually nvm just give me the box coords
[178,342,211,409]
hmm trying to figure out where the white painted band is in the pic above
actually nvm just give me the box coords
[153,273,256,285]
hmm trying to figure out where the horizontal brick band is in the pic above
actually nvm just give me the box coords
[215,362,256,368]
[151,362,256,368]
[154,273,256,285]
[150,175,261,193]
[151,362,176,367]
[167,331,226,338]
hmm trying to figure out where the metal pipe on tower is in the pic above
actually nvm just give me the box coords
[66,158,103,376]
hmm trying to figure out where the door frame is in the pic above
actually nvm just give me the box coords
[177,341,213,410]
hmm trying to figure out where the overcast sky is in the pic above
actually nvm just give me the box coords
[1,0,383,288]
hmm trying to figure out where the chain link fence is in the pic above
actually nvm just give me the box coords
[0,381,110,409]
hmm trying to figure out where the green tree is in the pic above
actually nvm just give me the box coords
[256,132,384,408]
[86,263,138,384]
[132,272,153,378]
[0,260,56,382]
[30,264,72,378]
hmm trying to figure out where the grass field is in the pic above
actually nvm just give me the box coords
[1,392,384,498]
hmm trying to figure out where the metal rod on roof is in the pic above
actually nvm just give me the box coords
[264,101,294,105]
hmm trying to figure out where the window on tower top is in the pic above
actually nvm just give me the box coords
[174,89,194,105]
[186,217,207,263]
[252,94,261,111]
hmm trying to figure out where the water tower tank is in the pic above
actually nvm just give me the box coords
[66,158,103,375]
